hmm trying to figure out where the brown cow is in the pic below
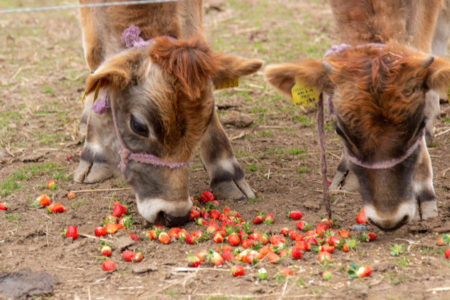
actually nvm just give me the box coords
[265,0,450,230]
[75,0,262,225]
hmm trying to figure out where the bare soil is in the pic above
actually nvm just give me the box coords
[0,0,449,299]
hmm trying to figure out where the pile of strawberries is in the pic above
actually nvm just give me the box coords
[144,191,376,279]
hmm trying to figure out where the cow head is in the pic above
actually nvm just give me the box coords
[265,43,450,230]
[76,37,262,226]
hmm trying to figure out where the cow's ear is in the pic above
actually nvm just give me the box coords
[265,60,329,95]
[85,54,135,95]
[212,54,263,88]
[426,57,450,92]
[149,36,218,99]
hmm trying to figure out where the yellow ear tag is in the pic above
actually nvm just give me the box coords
[81,80,101,103]
[291,82,319,107]
[214,78,239,90]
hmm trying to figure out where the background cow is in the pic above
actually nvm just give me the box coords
[75,0,262,225]
[265,0,450,230]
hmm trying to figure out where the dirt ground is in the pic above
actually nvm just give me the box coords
[0,0,449,299]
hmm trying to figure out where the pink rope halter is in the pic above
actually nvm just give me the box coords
[343,128,424,169]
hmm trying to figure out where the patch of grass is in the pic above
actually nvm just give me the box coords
[0,111,22,129]
[393,256,409,268]
[53,171,72,182]
[245,163,262,172]
[5,214,21,222]
[297,166,310,174]
[296,277,305,287]
[41,85,54,94]
[0,162,63,197]
[165,290,181,296]
[291,113,313,127]
[71,199,87,210]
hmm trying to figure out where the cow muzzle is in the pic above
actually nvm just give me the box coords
[136,196,192,227]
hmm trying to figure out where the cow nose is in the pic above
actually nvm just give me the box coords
[364,203,415,231]
[161,211,190,227]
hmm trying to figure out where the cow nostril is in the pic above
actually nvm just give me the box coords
[161,211,190,227]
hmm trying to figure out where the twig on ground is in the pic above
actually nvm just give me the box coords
[230,131,247,141]
[278,277,289,300]
[79,233,111,243]
[435,127,450,137]
[442,167,450,177]
[426,287,450,293]
[69,187,131,193]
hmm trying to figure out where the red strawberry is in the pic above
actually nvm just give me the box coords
[146,230,156,240]
[112,202,127,218]
[290,246,303,259]
[94,226,107,237]
[47,180,56,190]
[102,260,115,271]
[158,232,171,244]
[189,207,201,220]
[200,190,214,203]
[295,240,310,251]
[267,252,280,264]
[210,209,221,220]
[269,235,285,246]
[252,213,265,224]
[47,202,66,213]
[119,215,133,229]
[280,268,293,276]
[241,239,252,249]
[221,250,234,262]
[264,213,274,224]
[231,265,245,277]
[327,236,340,247]
[37,194,51,207]
[133,252,143,263]
[367,232,377,241]
[319,244,335,253]
[318,251,332,263]
[296,221,309,231]
[340,230,350,239]
[129,233,139,241]
[66,155,72,161]
[101,245,112,257]
[0,203,8,211]
[445,248,450,259]
[195,250,209,262]
[355,208,368,224]
[280,227,289,236]
[356,265,372,278]
[66,191,76,200]
[65,225,78,240]
[186,255,201,267]
[227,233,240,246]
[104,223,120,234]
[168,227,181,239]
[104,214,118,224]
[342,242,349,252]
[122,250,134,262]
[213,232,224,243]
[288,210,302,220]
[195,218,207,226]
[209,251,225,266]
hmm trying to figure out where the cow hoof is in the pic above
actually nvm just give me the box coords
[330,169,359,192]
[211,178,255,201]
[74,160,114,183]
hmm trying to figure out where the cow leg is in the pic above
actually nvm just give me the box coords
[424,90,440,145]
[74,94,117,184]
[199,110,255,200]
[329,154,359,192]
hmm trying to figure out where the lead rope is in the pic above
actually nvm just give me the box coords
[316,93,332,219]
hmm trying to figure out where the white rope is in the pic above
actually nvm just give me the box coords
[0,0,178,14]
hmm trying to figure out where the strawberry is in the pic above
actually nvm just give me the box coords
[221,250,234,262]
[201,211,210,219]
[207,225,217,235]
[445,248,450,259]
[322,270,332,280]
[66,155,72,161]
[146,230,156,240]
[257,268,268,280]
[102,260,115,271]
[66,191,76,200]
[437,234,450,246]
[295,240,310,251]
[104,214,118,224]
[195,250,209,262]
[342,242,349,252]
[355,208,368,224]
[129,233,139,241]
[326,236,340,247]
[319,244,335,253]
[36,194,51,207]
[227,232,240,246]
[195,218,207,226]
[0,203,8,211]
[133,251,144,263]
[241,239,252,249]
[200,190,214,203]
[280,268,293,276]
[317,251,332,264]
[252,213,265,224]
[186,255,201,267]
[280,227,289,236]
[47,202,66,213]
[209,251,224,266]
[367,232,377,241]
[290,246,303,259]
[168,227,181,239]
[65,225,78,240]
[287,210,302,220]
[119,215,133,229]
[213,232,224,243]
[267,251,280,264]
[112,202,127,218]
[94,226,107,237]
[47,180,56,190]
[356,265,372,278]
[101,244,112,257]
[296,221,310,231]
[158,232,171,244]
[104,223,120,235]
[269,235,285,246]
[210,209,221,220]
[122,250,134,262]
[340,230,350,239]
[189,207,201,220]
[231,265,245,277]
[264,213,274,224]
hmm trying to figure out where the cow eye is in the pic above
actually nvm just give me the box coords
[130,115,149,137]
[335,124,344,137]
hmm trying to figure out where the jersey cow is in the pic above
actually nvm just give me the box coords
[75,0,262,226]
[265,0,450,230]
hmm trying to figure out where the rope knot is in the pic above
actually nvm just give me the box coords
[119,148,131,172]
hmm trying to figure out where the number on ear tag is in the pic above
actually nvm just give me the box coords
[214,78,239,90]
[291,83,318,107]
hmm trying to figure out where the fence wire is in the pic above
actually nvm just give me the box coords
[0,0,178,14]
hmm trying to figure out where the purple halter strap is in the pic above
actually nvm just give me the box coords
[343,129,424,169]
[109,95,188,173]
